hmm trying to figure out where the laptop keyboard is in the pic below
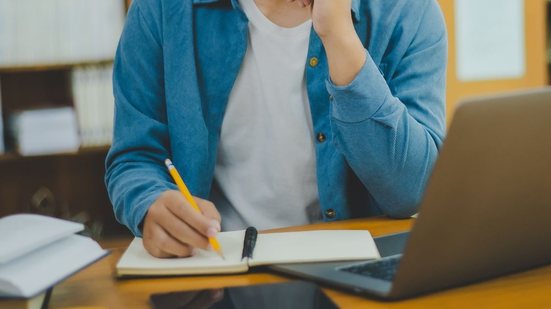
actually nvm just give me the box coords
[340,255,402,281]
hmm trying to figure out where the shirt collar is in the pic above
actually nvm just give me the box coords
[192,0,362,22]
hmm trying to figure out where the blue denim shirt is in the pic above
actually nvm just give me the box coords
[106,0,447,236]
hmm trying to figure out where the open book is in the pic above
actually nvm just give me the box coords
[117,228,380,277]
[0,214,109,299]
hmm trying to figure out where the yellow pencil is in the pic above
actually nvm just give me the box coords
[164,159,225,259]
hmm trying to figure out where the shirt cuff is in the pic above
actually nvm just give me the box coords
[129,191,160,237]
[326,51,392,123]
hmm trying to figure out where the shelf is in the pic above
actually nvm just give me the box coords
[0,59,114,74]
[0,145,110,163]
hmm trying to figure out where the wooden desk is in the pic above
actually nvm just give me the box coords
[51,217,551,308]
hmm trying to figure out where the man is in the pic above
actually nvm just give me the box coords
[106,0,447,258]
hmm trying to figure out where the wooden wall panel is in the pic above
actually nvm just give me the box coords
[437,0,548,123]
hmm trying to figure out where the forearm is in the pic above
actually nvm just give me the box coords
[317,0,448,216]
[331,96,440,217]
[325,42,446,216]
[105,106,177,237]
[322,32,434,215]
[320,25,366,86]
[105,0,174,236]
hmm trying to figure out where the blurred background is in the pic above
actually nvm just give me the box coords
[0,0,548,240]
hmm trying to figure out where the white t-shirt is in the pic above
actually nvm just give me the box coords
[214,0,320,230]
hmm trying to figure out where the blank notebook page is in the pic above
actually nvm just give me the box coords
[249,230,380,266]
[117,230,248,276]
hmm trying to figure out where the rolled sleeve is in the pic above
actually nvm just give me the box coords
[323,0,447,217]
[326,52,392,123]
[105,0,176,237]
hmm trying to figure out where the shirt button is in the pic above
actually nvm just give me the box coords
[329,94,334,102]
[325,209,336,219]
[317,132,326,143]
[309,57,319,68]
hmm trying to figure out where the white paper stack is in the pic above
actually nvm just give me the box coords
[71,65,114,147]
[0,0,126,67]
[8,107,81,156]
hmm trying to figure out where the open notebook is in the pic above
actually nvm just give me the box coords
[0,214,108,299]
[117,228,380,277]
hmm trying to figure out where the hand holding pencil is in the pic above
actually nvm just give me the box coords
[141,160,223,259]
[165,159,225,259]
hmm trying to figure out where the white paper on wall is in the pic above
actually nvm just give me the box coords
[455,0,525,82]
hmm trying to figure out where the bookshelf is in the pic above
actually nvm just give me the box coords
[0,0,128,239]
[0,59,114,74]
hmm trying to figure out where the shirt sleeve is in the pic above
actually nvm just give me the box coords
[325,0,447,218]
[105,0,177,237]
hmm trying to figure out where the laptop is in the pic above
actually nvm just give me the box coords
[271,88,551,300]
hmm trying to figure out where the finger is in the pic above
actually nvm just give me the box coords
[143,209,171,258]
[152,222,194,257]
[143,221,192,257]
[145,246,173,259]
[195,198,222,230]
[160,205,210,250]
[143,234,173,258]
[155,225,193,258]
[166,193,219,238]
